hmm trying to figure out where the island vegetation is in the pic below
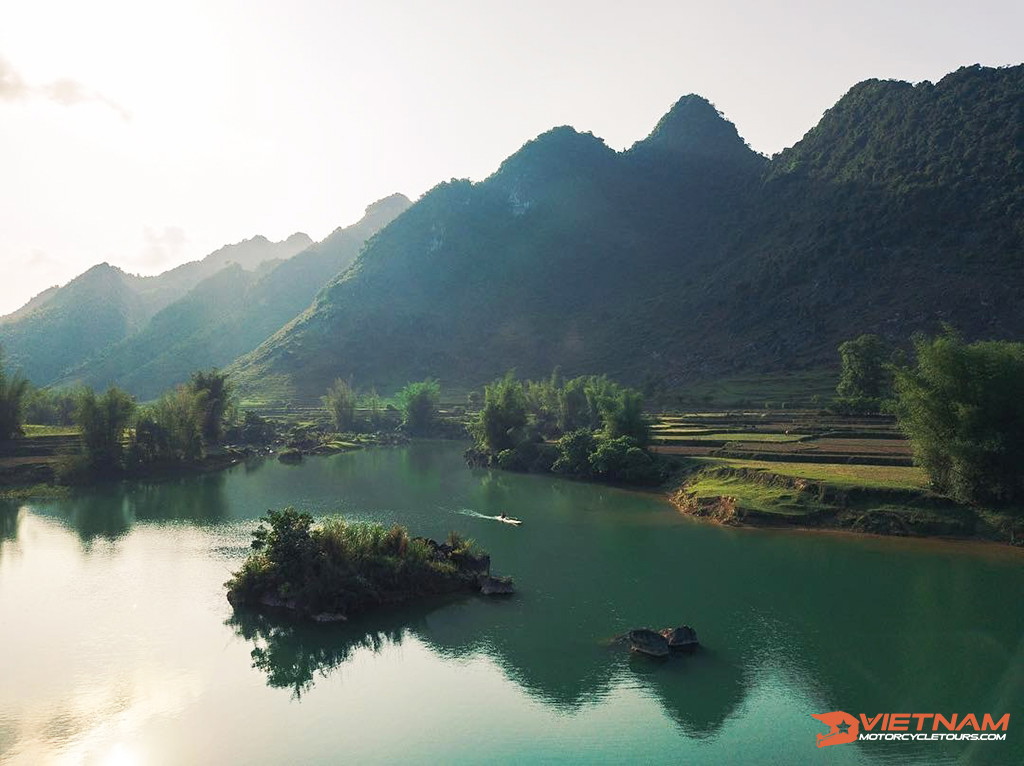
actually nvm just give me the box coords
[466,371,658,484]
[225,507,500,620]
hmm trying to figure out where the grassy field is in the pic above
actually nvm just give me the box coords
[21,425,80,437]
[693,458,929,491]
[684,472,827,516]
[652,407,1003,539]
[655,432,806,443]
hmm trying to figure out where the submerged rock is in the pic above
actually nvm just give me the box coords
[478,575,515,595]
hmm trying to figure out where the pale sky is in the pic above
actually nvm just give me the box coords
[1,0,1021,315]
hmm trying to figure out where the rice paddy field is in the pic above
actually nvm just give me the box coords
[650,410,914,466]
[654,409,1019,542]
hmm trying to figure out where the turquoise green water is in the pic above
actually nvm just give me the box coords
[1,442,1021,764]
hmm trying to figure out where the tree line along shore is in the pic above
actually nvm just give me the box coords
[1,329,1021,545]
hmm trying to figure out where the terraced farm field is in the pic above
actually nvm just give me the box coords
[651,410,913,466]
[696,458,929,491]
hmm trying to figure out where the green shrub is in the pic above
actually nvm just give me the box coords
[588,436,658,484]
[552,429,596,476]
[323,378,357,432]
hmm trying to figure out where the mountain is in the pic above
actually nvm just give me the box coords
[133,232,315,306]
[692,64,1024,373]
[1,232,313,383]
[230,64,1024,402]
[59,194,412,399]
[0,264,150,384]
[3,285,61,323]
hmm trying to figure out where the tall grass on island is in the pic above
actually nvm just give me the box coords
[226,508,490,619]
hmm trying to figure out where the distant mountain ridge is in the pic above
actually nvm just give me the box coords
[228,64,1024,402]
[55,194,412,398]
[0,231,313,384]
[7,65,1022,404]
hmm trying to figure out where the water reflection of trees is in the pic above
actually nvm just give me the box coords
[127,473,229,524]
[226,601,457,699]
[228,598,747,737]
[0,500,20,543]
[41,473,231,542]
[65,491,134,541]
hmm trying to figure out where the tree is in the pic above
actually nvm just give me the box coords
[471,372,528,453]
[599,387,649,445]
[250,507,316,586]
[0,348,29,441]
[362,388,385,431]
[835,334,890,413]
[893,330,1024,506]
[587,435,657,483]
[189,369,234,442]
[22,386,78,426]
[132,385,207,465]
[552,429,596,476]
[323,378,357,432]
[397,379,441,436]
[557,376,595,432]
[75,387,136,473]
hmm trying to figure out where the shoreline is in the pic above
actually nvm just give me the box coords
[4,439,1021,549]
[665,473,1023,548]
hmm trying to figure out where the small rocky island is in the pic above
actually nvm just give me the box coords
[226,507,513,622]
[620,625,700,658]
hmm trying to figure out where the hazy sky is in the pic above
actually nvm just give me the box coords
[1,0,1021,314]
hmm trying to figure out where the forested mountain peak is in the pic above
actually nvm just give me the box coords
[630,94,759,166]
[231,64,1024,401]
[771,63,1024,187]
[332,193,413,243]
[492,128,616,183]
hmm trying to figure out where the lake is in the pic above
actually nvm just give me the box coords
[1,442,1021,764]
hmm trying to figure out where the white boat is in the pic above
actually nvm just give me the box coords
[496,515,522,525]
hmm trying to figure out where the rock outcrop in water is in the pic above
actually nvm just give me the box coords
[478,575,515,595]
[629,628,670,658]
[615,624,701,659]
[661,625,700,652]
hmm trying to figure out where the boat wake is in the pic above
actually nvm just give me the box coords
[454,508,522,525]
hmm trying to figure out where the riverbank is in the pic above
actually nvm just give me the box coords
[641,408,1022,545]
[0,426,414,498]
[666,459,1022,546]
